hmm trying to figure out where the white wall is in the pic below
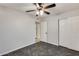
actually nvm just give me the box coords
[59,9,79,20]
[47,17,58,45]
[60,16,79,51]
[42,9,79,50]
[0,7,36,55]
[42,16,58,45]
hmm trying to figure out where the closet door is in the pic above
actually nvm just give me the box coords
[41,21,48,42]
[60,16,79,51]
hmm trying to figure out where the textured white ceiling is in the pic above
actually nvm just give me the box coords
[0,3,79,17]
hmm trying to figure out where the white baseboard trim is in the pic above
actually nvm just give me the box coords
[60,44,79,52]
[0,42,36,56]
[41,41,58,46]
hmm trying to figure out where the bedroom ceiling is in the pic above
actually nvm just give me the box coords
[0,3,79,17]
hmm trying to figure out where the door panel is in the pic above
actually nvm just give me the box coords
[41,21,47,42]
[60,16,79,51]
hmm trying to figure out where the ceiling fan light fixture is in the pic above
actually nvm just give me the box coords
[26,3,56,16]
[36,3,40,8]
[40,10,44,16]
[36,10,44,16]
[36,10,40,16]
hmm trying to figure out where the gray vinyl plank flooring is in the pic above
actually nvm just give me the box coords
[3,41,79,56]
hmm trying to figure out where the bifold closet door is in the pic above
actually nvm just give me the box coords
[60,16,79,51]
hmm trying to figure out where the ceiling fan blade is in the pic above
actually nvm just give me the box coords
[33,3,42,7]
[33,3,37,6]
[26,10,35,12]
[44,11,50,15]
[33,3,40,8]
[45,3,56,9]
[38,3,42,7]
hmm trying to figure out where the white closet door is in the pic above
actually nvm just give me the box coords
[60,16,79,51]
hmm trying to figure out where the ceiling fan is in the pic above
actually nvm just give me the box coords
[26,3,56,16]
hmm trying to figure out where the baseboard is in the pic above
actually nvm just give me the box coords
[41,41,79,52]
[41,41,58,46]
[2,41,79,56]
[59,44,79,52]
[1,42,36,56]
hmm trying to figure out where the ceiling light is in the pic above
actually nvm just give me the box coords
[36,10,40,16]
[40,10,44,16]
[36,3,40,8]
[36,11,39,15]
